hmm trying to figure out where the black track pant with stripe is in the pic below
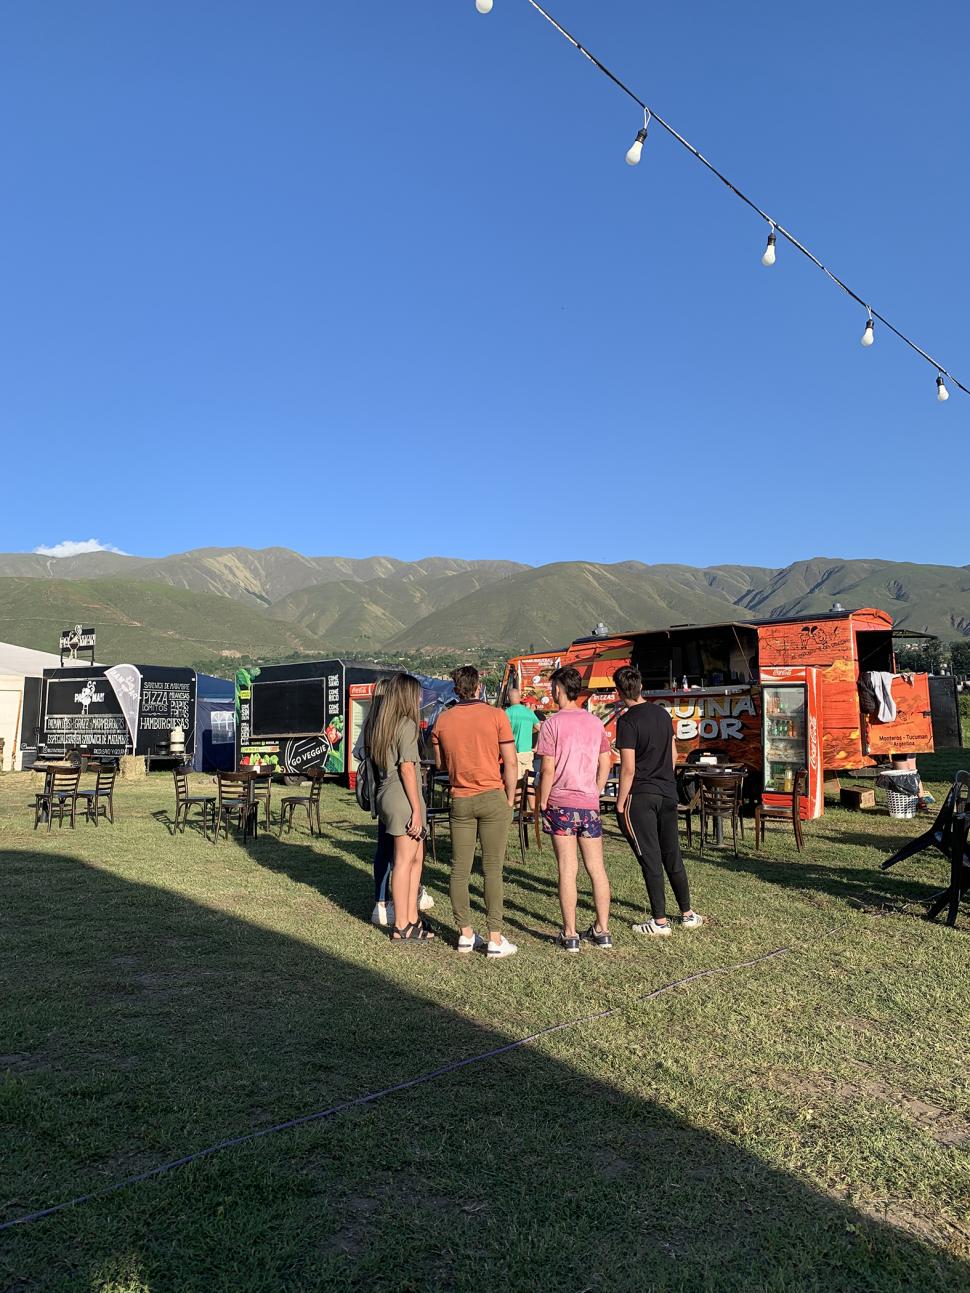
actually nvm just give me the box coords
[622,792,692,921]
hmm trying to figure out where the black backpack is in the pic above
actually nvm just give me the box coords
[355,750,379,818]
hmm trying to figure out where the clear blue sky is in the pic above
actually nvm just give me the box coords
[2,1,967,569]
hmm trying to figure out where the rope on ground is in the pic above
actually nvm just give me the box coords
[0,945,789,1231]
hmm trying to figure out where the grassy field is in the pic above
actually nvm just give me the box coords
[1,754,969,1292]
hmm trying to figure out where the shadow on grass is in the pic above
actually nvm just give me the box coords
[708,845,951,918]
[1,845,967,1291]
[247,806,644,943]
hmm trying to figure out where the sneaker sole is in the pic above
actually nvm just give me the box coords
[486,949,517,958]
[632,927,671,937]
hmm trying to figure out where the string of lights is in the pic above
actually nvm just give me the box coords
[474,0,966,402]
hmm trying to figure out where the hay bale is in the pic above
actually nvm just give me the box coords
[120,755,147,780]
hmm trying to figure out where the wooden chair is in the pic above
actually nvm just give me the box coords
[677,780,702,848]
[77,764,117,826]
[250,773,273,832]
[173,766,216,839]
[698,772,745,857]
[754,768,808,852]
[214,771,259,843]
[33,767,81,832]
[512,769,542,863]
[278,769,324,838]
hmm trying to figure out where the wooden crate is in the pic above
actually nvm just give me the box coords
[840,786,875,810]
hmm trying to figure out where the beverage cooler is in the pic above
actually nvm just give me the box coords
[760,667,824,819]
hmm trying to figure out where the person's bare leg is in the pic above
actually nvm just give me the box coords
[408,840,424,923]
[579,834,611,932]
[391,836,419,932]
[552,834,579,936]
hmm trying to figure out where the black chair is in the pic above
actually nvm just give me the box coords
[173,766,216,839]
[33,767,81,832]
[424,769,452,863]
[754,767,807,852]
[278,769,324,838]
[930,771,970,927]
[77,763,117,826]
[214,771,259,843]
[698,771,745,857]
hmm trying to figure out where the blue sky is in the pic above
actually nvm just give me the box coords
[2,1,967,569]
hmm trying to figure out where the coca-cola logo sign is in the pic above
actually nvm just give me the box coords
[284,736,330,772]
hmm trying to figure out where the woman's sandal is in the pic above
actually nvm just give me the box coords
[390,920,435,943]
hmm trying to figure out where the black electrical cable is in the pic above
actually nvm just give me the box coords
[0,945,787,1231]
[519,0,968,397]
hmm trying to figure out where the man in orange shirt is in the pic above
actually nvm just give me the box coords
[432,665,519,958]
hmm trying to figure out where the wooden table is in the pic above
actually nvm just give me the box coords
[234,767,275,835]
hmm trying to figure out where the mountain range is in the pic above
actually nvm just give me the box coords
[0,547,967,669]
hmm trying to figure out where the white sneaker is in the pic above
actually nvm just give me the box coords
[486,935,518,959]
[418,887,435,913]
[457,932,486,954]
[632,919,672,937]
[681,912,704,929]
[371,901,394,928]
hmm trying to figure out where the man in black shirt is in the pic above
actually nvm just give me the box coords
[614,666,703,936]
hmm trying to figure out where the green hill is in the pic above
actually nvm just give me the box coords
[736,558,970,636]
[387,561,765,652]
[0,548,525,607]
[267,565,526,650]
[0,550,968,663]
[0,577,323,668]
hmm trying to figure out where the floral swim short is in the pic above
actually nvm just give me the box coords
[541,806,603,839]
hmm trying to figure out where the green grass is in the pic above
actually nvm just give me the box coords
[1,755,969,1292]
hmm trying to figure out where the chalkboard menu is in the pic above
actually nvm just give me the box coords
[40,666,197,759]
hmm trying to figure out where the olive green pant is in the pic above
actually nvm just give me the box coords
[449,789,512,931]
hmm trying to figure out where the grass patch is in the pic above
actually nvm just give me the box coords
[1,757,969,1291]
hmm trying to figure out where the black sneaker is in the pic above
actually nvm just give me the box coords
[556,931,581,953]
[583,923,613,950]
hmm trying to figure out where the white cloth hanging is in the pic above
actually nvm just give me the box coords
[866,672,897,723]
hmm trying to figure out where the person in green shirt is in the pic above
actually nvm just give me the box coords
[505,686,540,778]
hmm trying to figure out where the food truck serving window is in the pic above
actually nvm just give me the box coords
[251,679,325,737]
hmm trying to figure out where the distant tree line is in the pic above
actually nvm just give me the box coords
[895,639,970,675]
[189,646,510,692]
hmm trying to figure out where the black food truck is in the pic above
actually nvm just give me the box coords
[38,665,197,762]
[236,659,394,779]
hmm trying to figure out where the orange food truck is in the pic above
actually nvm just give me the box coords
[499,608,935,820]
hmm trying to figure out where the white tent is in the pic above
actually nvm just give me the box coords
[0,642,66,771]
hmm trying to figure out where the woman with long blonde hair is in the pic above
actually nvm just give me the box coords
[371,672,433,942]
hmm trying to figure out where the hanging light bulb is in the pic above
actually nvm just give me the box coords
[475,0,493,12]
[937,374,950,402]
[861,313,874,347]
[625,108,651,166]
[761,227,777,267]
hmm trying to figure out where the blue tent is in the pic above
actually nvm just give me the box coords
[418,675,461,733]
[194,674,236,772]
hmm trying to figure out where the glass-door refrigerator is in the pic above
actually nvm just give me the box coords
[759,666,824,819]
